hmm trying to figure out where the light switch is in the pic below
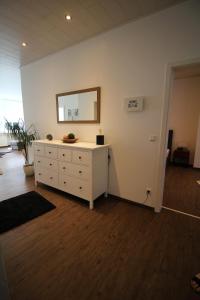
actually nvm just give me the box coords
[149,135,157,142]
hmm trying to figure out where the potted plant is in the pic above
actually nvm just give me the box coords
[62,132,78,143]
[5,119,39,176]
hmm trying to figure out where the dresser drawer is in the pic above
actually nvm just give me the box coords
[59,162,71,175]
[47,173,58,187]
[34,156,44,169]
[34,144,44,156]
[35,169,47,182]
[58,148,71,162]
[72,150,91,165]
[59,162,90,179]
[45,146,58,159]
[59,174,72,192]
[59,174,90,199]
[36,170,58,187]
[43,158,58,171]
[71,178,90,200]
[70,164,90,180]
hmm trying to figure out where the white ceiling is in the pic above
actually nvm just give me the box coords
[0,0,186,68]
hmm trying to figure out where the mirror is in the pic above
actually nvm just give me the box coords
[56,87,100,123]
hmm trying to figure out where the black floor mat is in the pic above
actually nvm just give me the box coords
[0,191,56,234]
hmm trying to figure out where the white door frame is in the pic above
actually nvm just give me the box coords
[194,116,200,168]
[154,57,200,212]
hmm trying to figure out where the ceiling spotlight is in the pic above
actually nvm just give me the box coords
[22,42,27,47]
[65,14,71,21]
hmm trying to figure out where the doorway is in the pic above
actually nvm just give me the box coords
[162,63,200,217]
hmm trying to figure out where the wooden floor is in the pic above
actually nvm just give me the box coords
[163,165,200,217]
[0,152,200,300]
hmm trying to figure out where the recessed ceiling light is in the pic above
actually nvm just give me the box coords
[65,14,71,21]
[22,42,27,47]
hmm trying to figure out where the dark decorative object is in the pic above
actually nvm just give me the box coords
[173,147,190,167]
[46,134,53,141]
[96,135,104,145]
[0,191,56,234]
[167,129,173,164]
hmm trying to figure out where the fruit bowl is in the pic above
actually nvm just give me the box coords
[62,138,78,143]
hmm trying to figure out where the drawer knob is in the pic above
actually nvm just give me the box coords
[64,181,66,184]
[79,170,82,174]
[38,173,42,175]
[37,149,40,152]
[49,163,52,166]
[38,161,40,163]
[49,151,51,154]
[79,186,82,190]
[78,156,82,160]
[62,154,65,156]
[62,167,66,170]
[50,177,53,179]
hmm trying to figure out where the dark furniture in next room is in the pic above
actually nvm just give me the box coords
[173,147,190,167]
[167,129,173,164]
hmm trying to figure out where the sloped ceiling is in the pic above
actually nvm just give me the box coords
[0,0,187,67]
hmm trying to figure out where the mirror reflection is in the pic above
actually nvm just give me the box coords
[56,87,100,123]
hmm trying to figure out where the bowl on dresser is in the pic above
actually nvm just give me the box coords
[62,138,78,143]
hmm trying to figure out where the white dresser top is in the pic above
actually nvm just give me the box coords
[33,139,109,150]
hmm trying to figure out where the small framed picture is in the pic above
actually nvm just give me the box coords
[125,97,144,112]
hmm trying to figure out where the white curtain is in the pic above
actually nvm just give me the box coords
[0,98,24,146]
[0,98,24,132]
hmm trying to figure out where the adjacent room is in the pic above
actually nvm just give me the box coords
[163,64,200,217]
[0,0,200,299]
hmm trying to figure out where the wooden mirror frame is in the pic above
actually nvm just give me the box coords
[56,87,100,124]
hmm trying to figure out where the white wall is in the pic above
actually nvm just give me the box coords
[21,0,200,208]
[168,76,200,164]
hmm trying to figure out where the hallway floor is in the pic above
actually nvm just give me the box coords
[163,165,200,217]
[0,152,200,300]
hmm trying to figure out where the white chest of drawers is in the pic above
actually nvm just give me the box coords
[33,140,109,209]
